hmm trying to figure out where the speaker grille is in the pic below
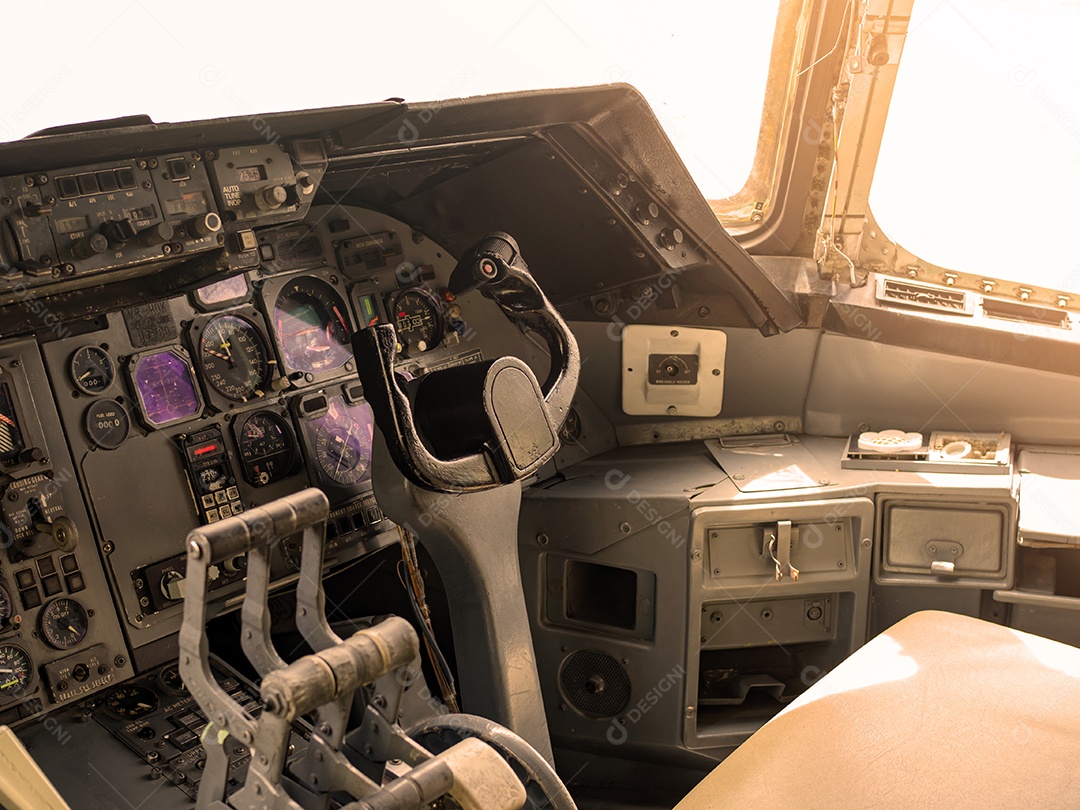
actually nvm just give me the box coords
[560,650,631,718]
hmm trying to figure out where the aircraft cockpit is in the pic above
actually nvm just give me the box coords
[0,1,1079,808]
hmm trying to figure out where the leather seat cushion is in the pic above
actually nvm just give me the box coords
[676,610,1080,809]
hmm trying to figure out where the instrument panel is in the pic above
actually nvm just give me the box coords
[0,201,538,724]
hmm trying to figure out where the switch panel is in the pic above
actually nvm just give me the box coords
[621,324,726,416]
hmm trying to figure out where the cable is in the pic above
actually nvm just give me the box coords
[796,0,859,78]
[397,526,460,713]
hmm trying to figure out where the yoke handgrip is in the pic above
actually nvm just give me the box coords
[353,232,579,493]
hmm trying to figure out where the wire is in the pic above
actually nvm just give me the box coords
[397,526,460,713]
[796,0,859,78]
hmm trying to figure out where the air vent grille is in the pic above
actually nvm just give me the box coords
[876,277,973,315]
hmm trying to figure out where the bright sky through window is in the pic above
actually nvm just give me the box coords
[2,1,779,203]
[871,0,1080,291]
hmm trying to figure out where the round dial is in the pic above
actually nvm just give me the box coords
[157,663,188,697]
[273,277,352,374]
[0,584,11,629]
[236,411,297,486]
[104,684,159,719]
[390,288,444,354]
[70,346,114,395]
[312,398,374,486]
[39,598,89,650]
[0,645,33,699]
[198,314,271,401]
[84,399,130,451]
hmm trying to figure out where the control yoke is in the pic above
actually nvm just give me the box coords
[353,232,580,492]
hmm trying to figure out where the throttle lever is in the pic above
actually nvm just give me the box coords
[354,232,579,493]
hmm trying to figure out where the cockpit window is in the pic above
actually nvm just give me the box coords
[870,0,1080,292]
[3,2,780,205]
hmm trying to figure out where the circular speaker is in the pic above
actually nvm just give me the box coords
[559,650,631,718]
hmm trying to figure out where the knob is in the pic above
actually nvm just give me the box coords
[255,185,287,211]
[867,33,890,67]
[160,571,186,601]
[605,173,629,196]
[103,218,138,247]
[72,233,108,259]
[138,222,174,247]
[223,555,246,574]
[34,514,78,552]
[634,202,659,225]
[296,172,315,195]
[659,227,684,250]
[19,447,45,464]
[187,212,222,238]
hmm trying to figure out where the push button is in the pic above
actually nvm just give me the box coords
[41,575,62,596]
[65,572,85,593]
[20,588,41,610]
[96,171,119,192]
[115,168,137,189]
[76,173,99,195]
[56,176,79,199]
[166,158,190,181]
[36,556,56,576]
[60,554,79,574]
[15,569,35,589]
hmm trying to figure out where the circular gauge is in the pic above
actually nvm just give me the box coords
[104,684,159,719]
[198,314,272,402]
[236,410,297,486]
[70,346,114,395]
[84,398,130,450]
[39,598,89,650]
[0,645,33,699]
[273,277,352,375]
[312,398,374,486]
[0,585,11,629]
[390,288,444,354]
[157,663,188,697]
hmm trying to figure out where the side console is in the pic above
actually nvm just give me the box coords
[0,339,133,724]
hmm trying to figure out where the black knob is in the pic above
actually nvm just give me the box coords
[659,227,684,250]
[19,447,45,464]
[103,218,138,246]
[138,222,174,247]
[72,233,108,259]
[634,202,659,225]
[187,212,222,238]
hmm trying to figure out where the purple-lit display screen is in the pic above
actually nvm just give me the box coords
[309,397,374,487]
[133,349,202,427]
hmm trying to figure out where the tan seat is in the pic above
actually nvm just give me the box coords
[676,610,1080,809]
